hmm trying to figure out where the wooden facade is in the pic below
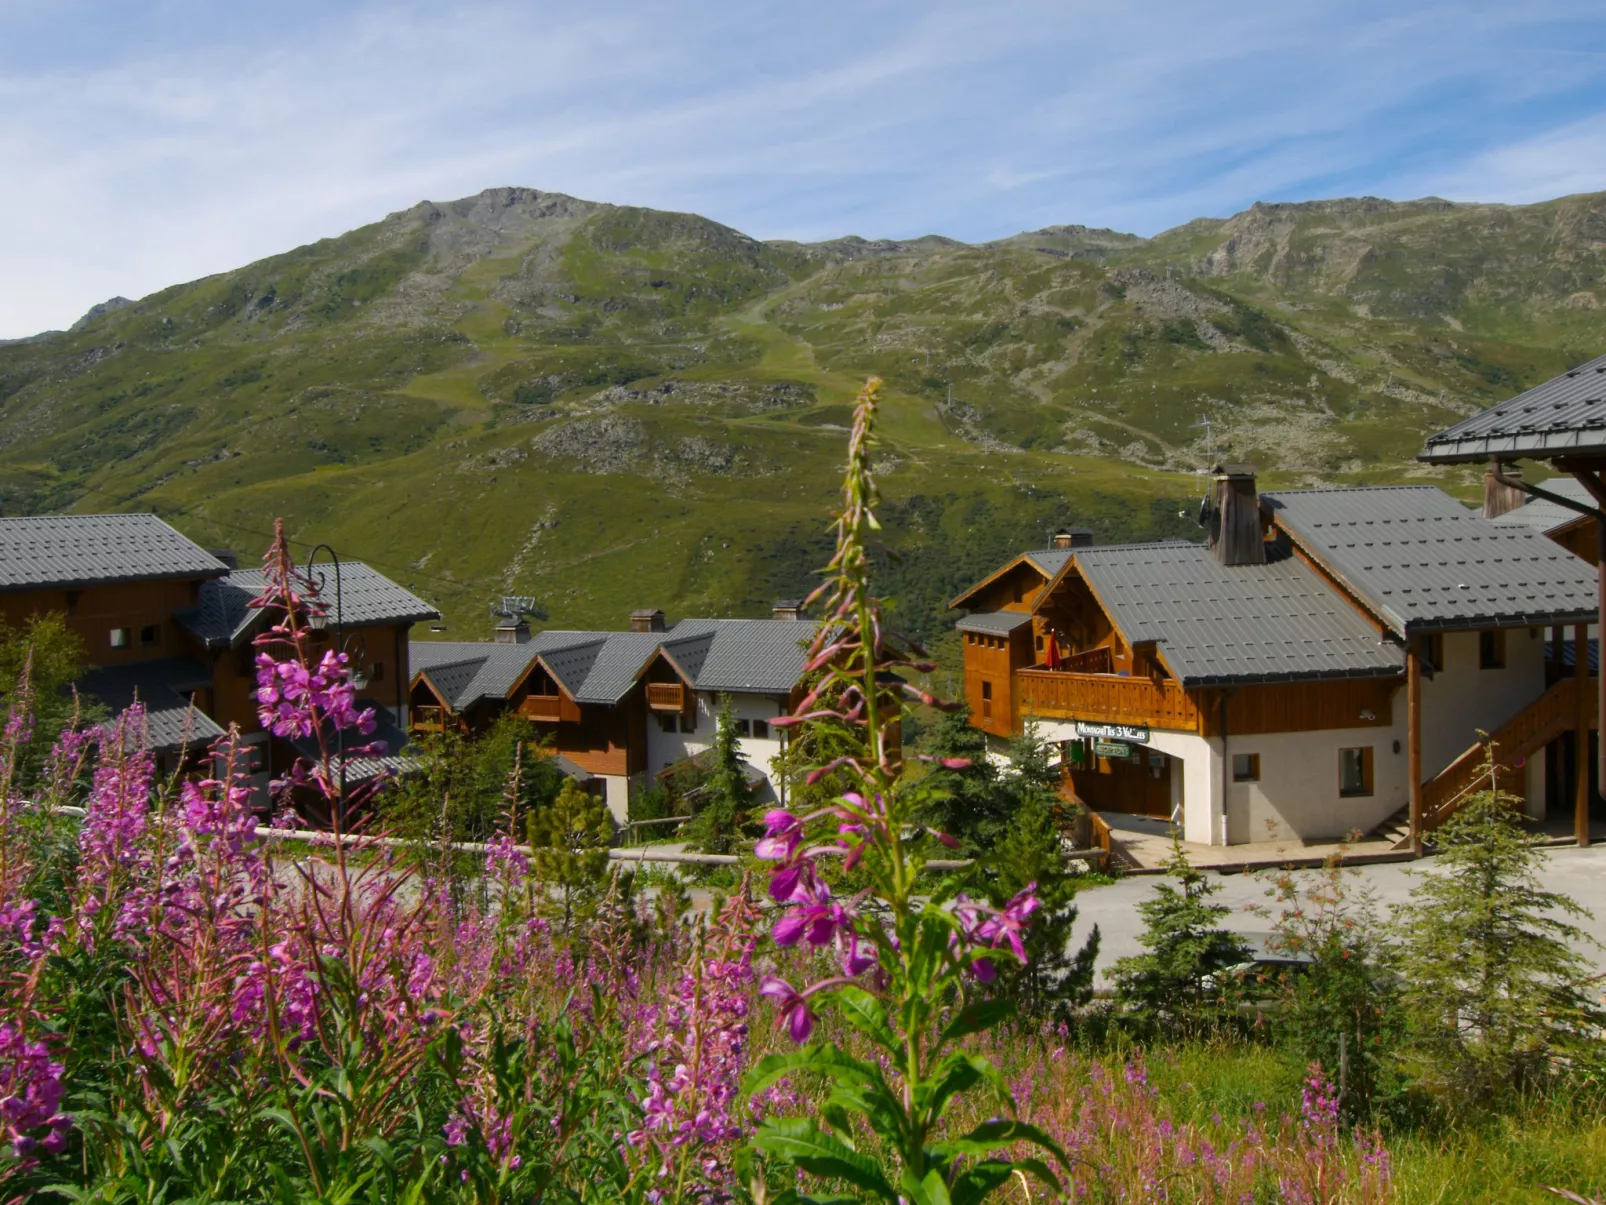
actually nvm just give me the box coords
[3,578,209,668]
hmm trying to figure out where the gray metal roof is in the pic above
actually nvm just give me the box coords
[410,641,544,711]
[1421,352,1606,463]
[663,618,815,694]
[1073,542,1402,686]
[1488,477,1595,536]
[955,611,1035,635]
[78,658,226,752]
[0,514,229,593]
[180,564,438,648]
[1264,486,1598,634]
[410,617,814,712]
[1023,548,1074,578]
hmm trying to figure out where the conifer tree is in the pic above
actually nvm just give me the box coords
[686,696,754,855]
[1393,748,1604,1103]
[527,779,612,934]
[1111,836,1249,1035]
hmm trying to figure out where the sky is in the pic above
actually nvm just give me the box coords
[3,0,1606,338]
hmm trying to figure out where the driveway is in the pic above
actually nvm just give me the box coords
[1066,845,1606,983]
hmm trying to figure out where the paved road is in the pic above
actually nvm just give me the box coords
[1066,845,1606,983]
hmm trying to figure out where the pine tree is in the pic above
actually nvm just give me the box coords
[1111,836,1249,1035]
[1393,747,1604,1104]
[685,697,754,855]
[914,704,1003,852]
[527,779,613,934]
[983,788,1099,1019]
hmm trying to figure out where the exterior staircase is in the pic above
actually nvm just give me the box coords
[1408,676,1596,846]
[1368,805,1411,847]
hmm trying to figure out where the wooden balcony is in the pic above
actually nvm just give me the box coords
[411,705,449,734]
[518,695,564,722]
[1058,646,1112,674]
[646,682,687,712]
[1017,668,1200,731]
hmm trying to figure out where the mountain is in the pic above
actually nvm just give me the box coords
[3,185,1604,645]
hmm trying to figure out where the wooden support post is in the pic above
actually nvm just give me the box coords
[1408,638,1423,857]
[1578,624,1592,847]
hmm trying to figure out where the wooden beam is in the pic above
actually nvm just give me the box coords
[1408,638,1423,858]
[1577,622,1591,848]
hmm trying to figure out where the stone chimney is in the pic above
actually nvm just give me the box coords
[1207,464,1266,567]
[495,615,531,644]
[1483,460,1526,520]
[1050,527,1094,550]
[209,548,240,570]
[630,608,667,633]
[772,599,805,621]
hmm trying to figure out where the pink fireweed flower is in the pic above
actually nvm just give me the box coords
[759,975,815,1043]
[974,884,1039,964]
[754,810,803,861]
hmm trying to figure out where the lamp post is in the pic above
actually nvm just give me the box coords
[304,544,367,815]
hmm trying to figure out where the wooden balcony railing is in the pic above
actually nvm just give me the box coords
[412,705,449,734]
[518,695,564,722]
[1422,676,1593,831]
[1057,646,1113,675]
[646,682,686,712]
[1017,668,1200,731]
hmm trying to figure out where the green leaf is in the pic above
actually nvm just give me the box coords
[754,1118,898,1203]
[938,997,1014,1046]
[948,1119,1071,1171]
[833,985,900,1053]
[744,1044,887,1097]
[899,1167,953,1205]
[949,1161,1016,1205]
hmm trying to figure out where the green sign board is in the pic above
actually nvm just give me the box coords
[1093,739,1132,759]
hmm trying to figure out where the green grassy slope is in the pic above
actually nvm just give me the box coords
[3,186,1604,642]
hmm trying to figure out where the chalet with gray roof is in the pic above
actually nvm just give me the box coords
[0,514,438,795]
[1421,352,1606,845]
[409,605,815,820]
[952,467,1599,850]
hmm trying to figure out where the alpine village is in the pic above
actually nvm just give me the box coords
[9,185,1606,1202]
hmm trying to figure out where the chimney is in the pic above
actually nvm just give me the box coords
[630,608,667,633]
[495,615,531,644]
[772,599,805,621]
[209,548,240,570]
[1206,464,1266,567]
[1483,460,1525,520]
[1050,526,1094,550]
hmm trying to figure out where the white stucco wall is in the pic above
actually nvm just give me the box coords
[1219,725,1406,843]
[643,690,789,806]
[600,774,630,825]
[1419,628,1547,777]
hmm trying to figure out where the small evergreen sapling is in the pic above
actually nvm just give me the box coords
[686,697,754,855]
[527,779,612,934]
[1111,835,1249,1035]
[1393,746,1605,1104]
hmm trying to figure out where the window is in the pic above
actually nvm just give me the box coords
[139,624,160,648]
[109,627,130,649]
[1339,747,1374,797]
[679,713,697,734]
[1479,629,1506,669]
[370,661,385,682]
[733,718,752,737]
[980,679,993,720]
[1422,633,1444,672]
[1231,752,1260,782]
[659,713,678,734]
[752,719,769,739]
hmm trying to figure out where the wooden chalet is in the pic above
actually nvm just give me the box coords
[0,514,439,794]
[953,467,1600,848]
[409,606,814,821]
[1422,350,1606,844]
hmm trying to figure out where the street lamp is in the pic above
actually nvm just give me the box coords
[304,543,366,813]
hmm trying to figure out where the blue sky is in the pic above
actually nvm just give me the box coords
[3,0,1606,337]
